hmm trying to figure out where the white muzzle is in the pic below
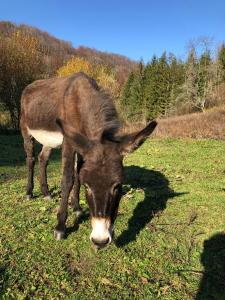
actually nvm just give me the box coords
[90,218,112,246]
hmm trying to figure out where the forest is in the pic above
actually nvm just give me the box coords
[0,21,225,129]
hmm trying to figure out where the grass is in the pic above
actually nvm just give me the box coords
[0,135,225,299]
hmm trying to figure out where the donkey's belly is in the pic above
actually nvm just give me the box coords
[28,128,63,148]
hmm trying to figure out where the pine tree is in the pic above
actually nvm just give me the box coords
[157,52,171,116]
[120,71,135,119]
[120,60,145,121]
[143,55,160,119]
[168,54,185,114]
[218,44,225,80]
[144,53,172,119]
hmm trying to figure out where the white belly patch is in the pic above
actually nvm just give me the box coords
[28,128,63,148]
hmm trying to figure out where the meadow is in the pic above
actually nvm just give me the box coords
[0,134,225,299]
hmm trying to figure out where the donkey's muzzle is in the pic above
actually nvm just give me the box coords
[90,217,112,248]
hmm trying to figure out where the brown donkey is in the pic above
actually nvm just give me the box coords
[20,72,157,248]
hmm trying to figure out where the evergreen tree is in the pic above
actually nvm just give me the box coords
[143,55,160,119]
[144,53,172,119]
[120,43,224,122]
[218,44,225,80]
[194,51,212,110]
[120,61,145,121]
[121,71,134,106]
[168,54,185,114]
[157,52,171,116]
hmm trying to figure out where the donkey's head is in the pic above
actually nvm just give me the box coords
[57,120,157,248]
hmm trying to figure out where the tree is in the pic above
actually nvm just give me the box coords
[196,51,212,110]
[143,53,172,119]
[120,61,146,121]
[167,54,185,114]
[0,30,44,129]
[57,56,119,98]
[121,53,185,121]
[144,55,161,119]
[218,44,225,80]
[175,49,199,113]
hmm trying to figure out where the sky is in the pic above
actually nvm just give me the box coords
[0,0,225,62]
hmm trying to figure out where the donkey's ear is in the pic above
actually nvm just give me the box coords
[56,118,93,156]
[118,120,157,156]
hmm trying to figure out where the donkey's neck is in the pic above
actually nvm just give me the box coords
[80,90,120,141]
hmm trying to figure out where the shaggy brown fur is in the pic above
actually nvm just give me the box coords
[21,72,120,139]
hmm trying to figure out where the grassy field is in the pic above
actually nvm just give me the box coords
[0,135,225,299]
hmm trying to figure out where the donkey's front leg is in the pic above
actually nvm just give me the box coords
[54,142,75,240]
[70,152,82,216]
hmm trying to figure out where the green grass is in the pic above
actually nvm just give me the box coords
[0,135,225,299]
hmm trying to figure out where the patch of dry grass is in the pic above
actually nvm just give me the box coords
[154,106,225,139]
[121,106,225,140]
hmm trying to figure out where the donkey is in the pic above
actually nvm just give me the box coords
[20,72,157,248]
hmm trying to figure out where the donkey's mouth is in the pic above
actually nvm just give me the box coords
[92,236,110,245]
[91,238,111,251]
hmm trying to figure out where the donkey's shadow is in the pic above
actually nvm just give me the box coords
[116,165,185,247]
[195,233,225,299]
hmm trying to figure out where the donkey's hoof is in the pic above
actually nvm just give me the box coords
[44,195,52,200]
[74,209,83,217]
[26,194,33,200]
[54,230,65,240]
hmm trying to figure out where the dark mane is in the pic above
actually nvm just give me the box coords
[73,73,121,140]
[89,89,120,140]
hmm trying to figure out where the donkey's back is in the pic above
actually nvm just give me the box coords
[20,72,101,136]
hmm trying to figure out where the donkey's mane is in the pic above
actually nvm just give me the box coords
[78,76,121,140]
[93,89,120,139]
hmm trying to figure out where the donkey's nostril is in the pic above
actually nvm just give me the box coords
[91,237,110,247]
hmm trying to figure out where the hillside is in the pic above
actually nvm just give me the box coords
[121,106,225,140]
[154,106,225,139]
[0,21,136,80]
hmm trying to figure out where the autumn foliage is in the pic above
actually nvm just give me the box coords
[57,57,120,97]
[0,30,44,128]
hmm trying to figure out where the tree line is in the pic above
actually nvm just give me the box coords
[120,44,225,122]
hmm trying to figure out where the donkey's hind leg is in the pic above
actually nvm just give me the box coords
[22,129,35,199]
[70,152,82,216]
[38,146,52,199]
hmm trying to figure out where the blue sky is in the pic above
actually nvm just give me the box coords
[0,0,224,62]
